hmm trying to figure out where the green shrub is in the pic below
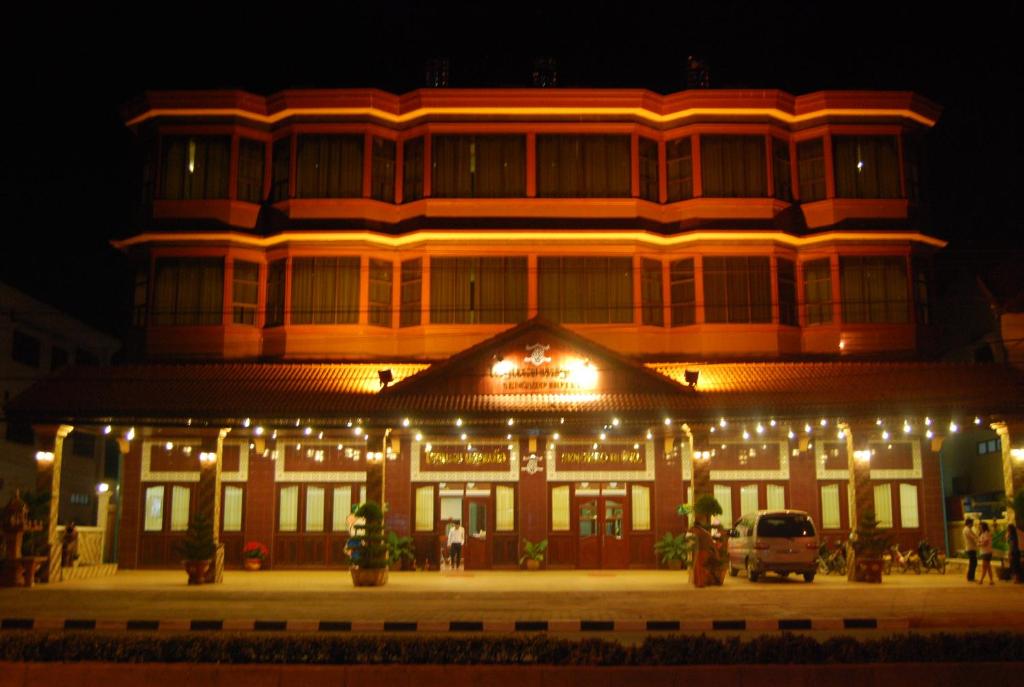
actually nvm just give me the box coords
[353,501,387,570]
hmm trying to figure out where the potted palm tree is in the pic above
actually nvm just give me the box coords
[175,512,216,585]
[849,509,889,583]
[519,538,547,570]
[654,532,692,570]
[385,531,415,571]
[350,501,388,586]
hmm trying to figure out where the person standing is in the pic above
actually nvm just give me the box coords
[977,521,995,586]
[963,517,978,582]
[1007,523,1022,584]
[448,519,466,570]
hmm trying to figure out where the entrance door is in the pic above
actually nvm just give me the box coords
[464,497,491,569]
[576,495,629,569]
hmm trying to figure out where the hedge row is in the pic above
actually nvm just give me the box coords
[1,632,1022,665]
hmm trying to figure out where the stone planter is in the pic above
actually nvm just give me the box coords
[850,554,883,583]
[184,559,211,585]
[243,557,262,571]
[350,567,389,587]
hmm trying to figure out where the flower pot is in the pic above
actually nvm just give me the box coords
[350,567,389,587]
[666,559,683,571]
[851,555,883,583]
[243,557,262,571]
[525,559,540,571]
[184,559,211,585]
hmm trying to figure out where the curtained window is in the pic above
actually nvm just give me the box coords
[143,486,164,532]
[740,484,759,517]
[840,256,908,324]
[700,135,767,197]
[899,483,919,528]
[551,486,570,531]
[400,258,422,327]
[170,486,191,532]
[290,257,360,324]
[432,135,525,197]
[702,256,772,324]
[666,137,693,201]
[368,259,393,327]
[803,258,832,325]
[777,258,797,326]
[772,138,792,201]
[223,486,243,532]
[153,258,224,326]
[161,135,230,200]
[237,138,265,203]
[132,264,148,328]
[415,486,434,532]
[670,258,696,326]
[265,259,285,327]
[797,139,825,201]
[332,487,352,532]
[296,135,363,198]
[641,259,664,326]
[278,486,299,532]
[403,137,424,202]
[639,137,659,202]
[913,257,931,325]
[631,484,651,531]
[271,137,291,202]
[714,485,733,527]
[833,136,901,198]
[371,138,396,202]
[537,135,631,197]
[430,257,527,324]
[820,485,841,529]
[232,260,259,325]
[903,134,923,203]
[766,484,786,511]
[496,485,515,532]
[538,256,633,324]
[873,484,894,528]
[305,486,325,532]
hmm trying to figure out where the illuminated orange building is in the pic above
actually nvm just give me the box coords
[10,88,1024,576]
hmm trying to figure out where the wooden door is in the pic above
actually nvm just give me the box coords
[464,497,491,569]
[577,497,600,568]
[575,495,629,569]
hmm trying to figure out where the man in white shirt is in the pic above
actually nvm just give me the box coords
[448,520,466,570]
[962,517,978,582]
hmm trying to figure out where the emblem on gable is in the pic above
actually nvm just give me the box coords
[523,343,551,367]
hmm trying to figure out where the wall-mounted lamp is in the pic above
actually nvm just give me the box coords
[853,449,872,463]
[1011,448,1024,463]
[378,369,394,388]
[684,369,699,388]
[198,451,217,465]
[96,482,110,495]
[35,451,54,463]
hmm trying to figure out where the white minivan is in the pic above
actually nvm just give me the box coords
[727,510,819,582]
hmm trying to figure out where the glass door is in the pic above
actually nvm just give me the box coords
[464,497,491,569]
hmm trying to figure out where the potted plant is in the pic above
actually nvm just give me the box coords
[690,495,728,587]
[654,532,692,570]
[385,531,415,571]
[849,509,889,583]
[242,541,269,571]
[350,501,388,586]
[519,538,547,570]
[175,512,216,585]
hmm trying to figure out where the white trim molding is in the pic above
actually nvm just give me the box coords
[545,438,656,482]
[815,440,922,481]
[273,443,367,483]
[411,439,520,482]
[709,441,790,481]
[141,440,250,483]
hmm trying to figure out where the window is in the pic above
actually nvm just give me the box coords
[978,438,1000,455]
[265,259,285,327]
[803,258,832,325]
[740,484,759,517]
[777,257,797,326]
[496,485,515,532]
[432,135,525,197]
[669,258,696,326]
[714,485,733,526]
[161,136,230,200]
[899,483,919,529]
[144,486,164,532]
[758,514,815,537]
[415,486,434,532]
[551,486,570,531]
[631,484,651,531]
[913,257,931,325]
[368,259,393,327]
[332,486,353,532]
[666,137,693,201]
[132,264,149,328]
[538,257,633,323]
[772,139,792,201]
[537,135,631,197]
[290,257,360,324]
[700,135,767,197]
[402,137,424,202]
[72,432,95,457]
[702,256,772,323]
[50,346,68,371]
[271,137,291,202]
[170,485,191,532]
[11,330,41,368]
[797,139,825,202]
[833,136,901,199]
[840,256,908,324]
[152,258,224,326]
[278,485,299,532]
[430,257,527,324]
[641,259,663,326]
[296,135,363,198]
[639,137,659,202]
[903,134,923,202]
[237,138,265,203]
[232,261,259,325]
[873,484,893,528]
[820,484,841,529]
[223,486,243,532]
[305,486,325,533]
[766,484,785,511]
[371,138,396,202]
[400,258,422,327]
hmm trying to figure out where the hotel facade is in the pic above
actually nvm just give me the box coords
[9,87,1024,577]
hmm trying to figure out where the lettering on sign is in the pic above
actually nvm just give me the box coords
[554,444,645,471]
[489,342,599,392]
[420,444,510,472]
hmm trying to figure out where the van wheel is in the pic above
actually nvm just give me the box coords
[747,559,760,582]
[729,564,739,577]
[803,571,815,582]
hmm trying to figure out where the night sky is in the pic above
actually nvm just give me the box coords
[2,2,1020,337]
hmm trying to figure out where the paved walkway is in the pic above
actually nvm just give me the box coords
[3,569,1023,632]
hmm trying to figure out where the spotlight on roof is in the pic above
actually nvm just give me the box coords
[378,369,394,388]
[684,369,700,388]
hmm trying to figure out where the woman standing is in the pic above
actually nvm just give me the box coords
[977,522,995,586]
[1008,523,1022,584]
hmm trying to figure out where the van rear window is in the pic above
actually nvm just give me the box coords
[758,515,815,537]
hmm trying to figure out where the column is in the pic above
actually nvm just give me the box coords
[33,424,73,583]
[840,421,874,582]
[385,435,411,536]
[655,424,684,538]
[991,421,1024,525]
[197,428,230,583]
[518,435,547,565]
[117,436,141,570]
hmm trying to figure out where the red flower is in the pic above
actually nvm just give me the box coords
[243,541,269,559]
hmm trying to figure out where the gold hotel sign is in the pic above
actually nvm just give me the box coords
[554,445,644,471]
[420,444,510,472]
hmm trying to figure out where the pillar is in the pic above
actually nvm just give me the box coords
[518,435,547,565]
[32,424,73,583]
[117,437,141,569]
[991,421,1024,526]
[96,489,112,563]
[655,424,684,539]
[197,428,229,583]
[840,422,874,532]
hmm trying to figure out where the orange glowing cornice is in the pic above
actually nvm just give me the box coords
[112,229,948,251]
[122,89,941,128]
